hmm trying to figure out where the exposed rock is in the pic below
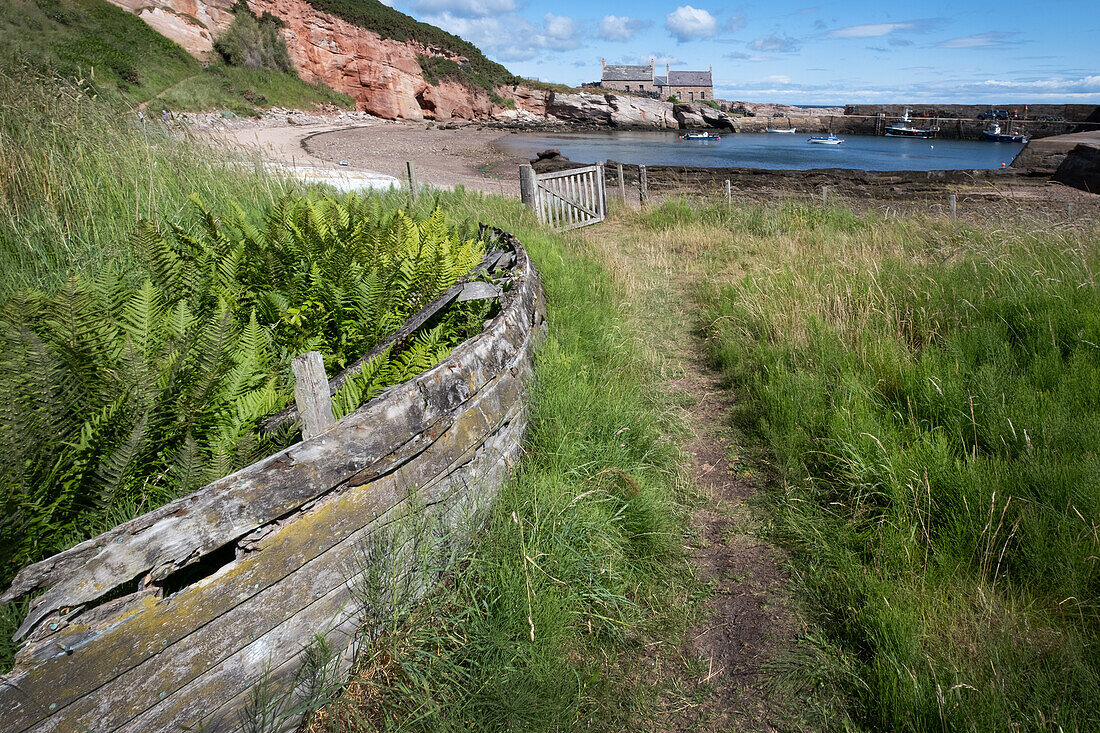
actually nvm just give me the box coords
[104,0,546,122]
[107,0,233,55]
[695,103,737,131]
[607,95,677,128]
[1052,144,1100,194]
[547,93,614,126]
[674,104,706,129]
[535,149,562,160]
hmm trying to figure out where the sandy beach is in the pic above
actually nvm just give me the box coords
[199,112,526,195]
[199,112,1096,223]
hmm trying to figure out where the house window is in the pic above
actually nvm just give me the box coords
[689,91,694,101]
[700,92,705,100]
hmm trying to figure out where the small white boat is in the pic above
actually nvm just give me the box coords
[766,127,797,133]
[807,134,844,145]
[680,131,721,141]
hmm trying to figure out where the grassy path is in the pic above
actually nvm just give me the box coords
[581,208,800,730]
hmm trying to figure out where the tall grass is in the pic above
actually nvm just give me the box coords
[305,194,695,731]
[0,71,299,298]
[654,197,1100,730]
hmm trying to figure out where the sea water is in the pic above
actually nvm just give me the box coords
[493,130,1025,171]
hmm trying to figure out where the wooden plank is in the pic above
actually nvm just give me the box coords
[617,163,626,203]
[25,389,529,733]
[3,316,539,730]
[293,352,336,441]
[262,245,512,433]
[533,165,599,181]
[121,415,527,733]
[1,250,538,640]
[518,164,536,209]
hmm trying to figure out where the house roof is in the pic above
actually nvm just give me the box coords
[656,70,712,87]
[601,65,653,82]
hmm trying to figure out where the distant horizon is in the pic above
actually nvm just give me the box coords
[383,0,1100,105]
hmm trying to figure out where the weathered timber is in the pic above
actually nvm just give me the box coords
[1,229,545,733]
[259,249,509,434]
[2,242,532,630]
[293,351,336,440]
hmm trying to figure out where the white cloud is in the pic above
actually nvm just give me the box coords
[723,14,746,33]
[829,22,913,38]
[598,15,646,42]
[750,34,800,52]
[599,15,650,42]
[666,6,718,42]
[413,0,515,17]
[727,51,771,62]
[423,11,581,60]
[714,73,1100,104]
[937,32,1018,49]
[648,54,682,66]
[543,13,578,42]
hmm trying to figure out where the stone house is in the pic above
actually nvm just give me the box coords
[655,65,713,102]
[600,59,659,94]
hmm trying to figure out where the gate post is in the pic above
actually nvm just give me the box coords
[519,164,537,210]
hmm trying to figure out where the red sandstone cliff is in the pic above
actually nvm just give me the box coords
[103,0,548,121]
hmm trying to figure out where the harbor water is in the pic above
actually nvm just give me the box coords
[493,130,1026,171]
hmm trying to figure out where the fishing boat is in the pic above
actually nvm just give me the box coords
[765,127,797,133]
[680,131,721,141]
[981,123,1029,143]
[807,134,844,145]
[884,108,938,138]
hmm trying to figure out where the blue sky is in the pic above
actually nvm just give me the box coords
[383,0,1100,104]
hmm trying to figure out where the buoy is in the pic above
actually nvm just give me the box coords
[1001,162,1006,168]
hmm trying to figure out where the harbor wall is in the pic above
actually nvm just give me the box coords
[837,104,1100,141]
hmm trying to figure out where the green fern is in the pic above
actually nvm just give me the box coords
[0,192,491,591]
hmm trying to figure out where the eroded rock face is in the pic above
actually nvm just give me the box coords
[547,93,615,126]
[103,0,546,121]
[673,104,706,129]
[108,0,234,55]
[608,95,678,128]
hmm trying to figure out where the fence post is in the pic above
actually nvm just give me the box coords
[519,164,537,210]
[617,163,626,203]
[639,165,649,206]
[1068,202,1076,219]
[292,351,335,441]
[949,193,957,220]
[406,161,418,202]
[596,161,607,219]
[725,179,731,208]
[821,185,829,210]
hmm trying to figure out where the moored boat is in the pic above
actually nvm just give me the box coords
[884,108,938,139]
[680,131,721,141]
[982,123,1029,143]
[807,134,844,145]
[766,127,797,133]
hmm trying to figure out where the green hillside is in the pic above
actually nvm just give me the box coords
[0,0,352,112]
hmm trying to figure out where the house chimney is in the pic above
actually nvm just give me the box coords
[667,63,670,77]
[709,64,712,72]
[601,58,606,68]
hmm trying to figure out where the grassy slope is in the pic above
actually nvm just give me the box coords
[0,0,352,112]
[650,198,1100,731]
[0,70,305,298]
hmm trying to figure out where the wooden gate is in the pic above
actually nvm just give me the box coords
[520,163,606,231]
